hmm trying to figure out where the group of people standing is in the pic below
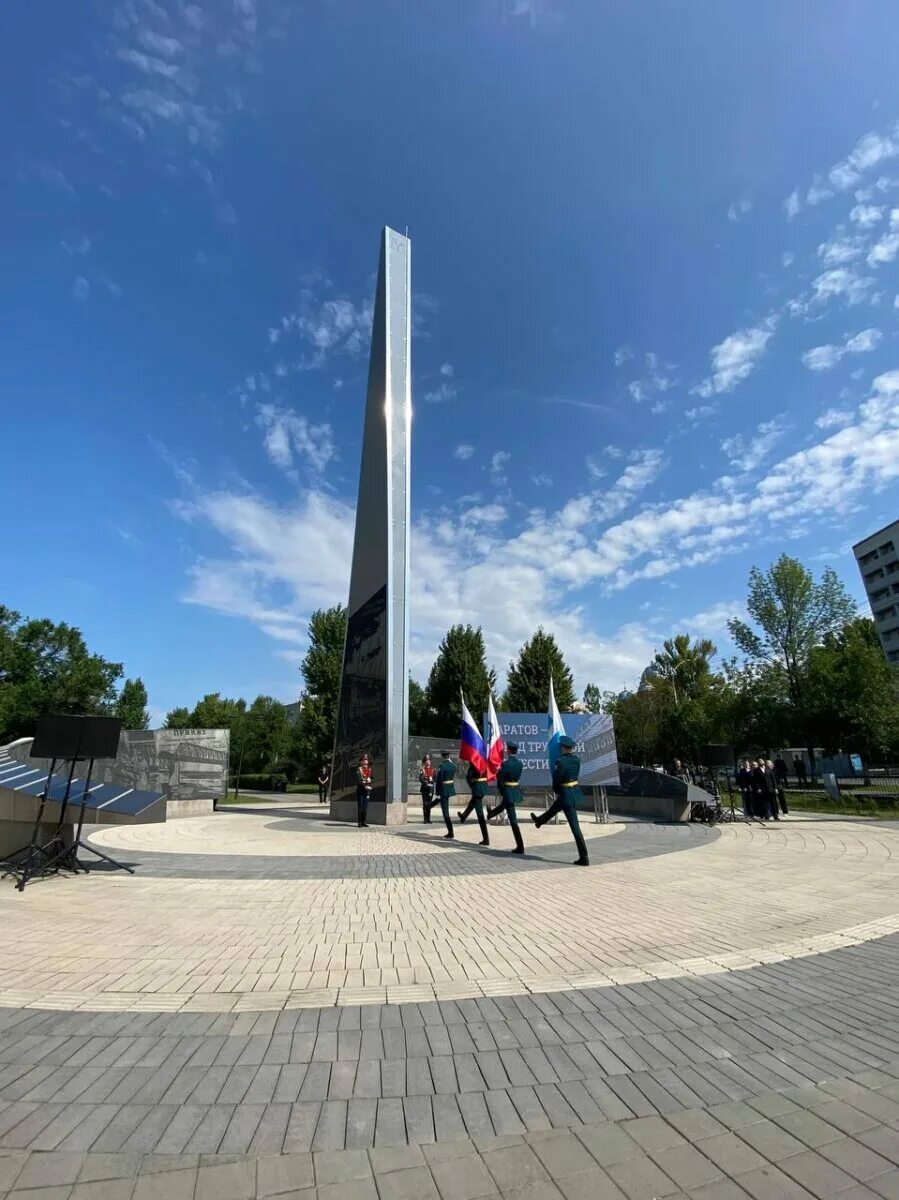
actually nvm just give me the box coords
[737,757,789,821]
[417,738,590,866]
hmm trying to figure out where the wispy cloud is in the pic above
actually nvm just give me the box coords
[786,122,899,218]
[867,210,899,266]
[692,317,777,397]
[255,403,335,475]
[801,327,882,371]
[490,450,511,484]
[61,235,91,256]
[815,408,854,430]
[613,346,633,367]
[784,190,801,221]
[267,289,373,371]
[454,443,474,461]
[850,204,885,229]
[721,416,787,471]
[72,276,90,302]
[626,351,675,404]
[424,380,457,404]
[727,198,752,222]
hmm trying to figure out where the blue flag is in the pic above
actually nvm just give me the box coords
[546,677,566,774]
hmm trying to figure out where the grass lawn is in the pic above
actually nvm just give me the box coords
[785,791,899,819]
[218,783,318,805]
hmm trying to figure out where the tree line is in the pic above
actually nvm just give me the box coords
[0,605,149,742]
[4,553,896,783]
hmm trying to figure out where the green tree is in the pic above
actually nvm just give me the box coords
[242,695,292,774]
[115,677,150,730]
[0,606,123,741]
[603,688,663,766]
[409,677,437,736]
[503,628,575,713]
[651,634,717,706]
[426,624,496,735]
[164,706,193,729]
[187,693,248,771]
[294,605,347,778]
[729,555,856,769]
[807,618,899,762]
[582,683,603,714]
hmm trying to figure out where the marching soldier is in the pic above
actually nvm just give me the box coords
[530,735,589,866]
[355,754,373,828]
[457,762,490,845]
[434,750,456,839]
[486,741,525,855]
[419,754,436,823]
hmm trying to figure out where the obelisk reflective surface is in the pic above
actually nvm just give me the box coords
[330,228,410,824]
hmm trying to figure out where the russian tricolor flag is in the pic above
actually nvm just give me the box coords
[459,695,489,775]
[485,693,504,782]
[547,676,566,773]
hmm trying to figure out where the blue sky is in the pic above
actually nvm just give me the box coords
[3,0,899,722]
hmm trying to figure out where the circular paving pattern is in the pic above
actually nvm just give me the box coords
[1,803,898,1014]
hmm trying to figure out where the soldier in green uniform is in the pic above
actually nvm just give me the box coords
[435,750,456,839]
[355,754,373,828]
[457,763,490,845]
[530,735,589,866]
[486,741,525,855]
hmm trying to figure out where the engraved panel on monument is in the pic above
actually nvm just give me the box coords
[331,584,387,806]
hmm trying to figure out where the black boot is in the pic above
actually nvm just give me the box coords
[530,813,542,827]
[477,814,489,846]
[573,831,589,866]
[511,825,525,855]
[457,810,466,823]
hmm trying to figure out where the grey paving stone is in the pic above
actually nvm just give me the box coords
[13,1154,83,1190]
[374,1164,439,1199]
[69,1178,133,1200]
[132,1169,197,1200]
[735,1120,807,1163]
[620,1116,685,1154]
[429,1153,498,1200]
[315,1147,372,1186]
[649,1143,722,1191]
[530,1128,600,1176]
[481,1143,553,1192]
[556,1166,627,1199]
[256,1152,314,1196]
[606,1151,680,1199]
[574,1122,640,1167]
[316,1177,378,1200]
[858,1124,899,1166]
[817,1135,895,1181]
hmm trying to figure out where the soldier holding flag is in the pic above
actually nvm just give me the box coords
[457,696,491,845]
[529,680,590,866]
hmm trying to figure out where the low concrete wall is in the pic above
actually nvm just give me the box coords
[166,798,215,819]
[607,794,691,823]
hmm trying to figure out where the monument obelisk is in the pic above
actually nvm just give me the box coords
[329,228,411,824]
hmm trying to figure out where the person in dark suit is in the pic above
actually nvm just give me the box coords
[794,756,807,786]
[317,763,330,804]
[355,755,372,828]
[751,760,768,820]
[419,755,435,823]
[435,751,456,839]
[487,741,525,854]
[458,763,490,845]
[768,758,788,817]
[763,759,780,821]
[530,736,589,866]
[737,759,753,818]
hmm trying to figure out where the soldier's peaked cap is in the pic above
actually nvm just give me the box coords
[560,735,576,749]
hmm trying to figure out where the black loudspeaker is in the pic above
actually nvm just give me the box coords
[31,715,122,761]
[698,744,733,768]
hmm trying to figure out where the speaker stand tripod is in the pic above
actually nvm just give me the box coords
[39,757,135,879]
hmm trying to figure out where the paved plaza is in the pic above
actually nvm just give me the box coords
[2,802,899,1198]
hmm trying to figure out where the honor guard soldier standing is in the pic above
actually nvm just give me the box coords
[356,754,373,828]
[457,762,490,845]
[486,741,525,854]
[419,755,436,823]
[435,750,456,839]
[531,735,589,866]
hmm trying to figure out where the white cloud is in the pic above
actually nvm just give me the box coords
[532,473,552,487]
[801,327,881,371]
[692,317,776,396]
[682,600,744,636]
[784,190,801,221]
[490,450,511,484]
[685,404,716,421]
[255,403,335,474]
[827,128,899,194]
[727,198,752,222]
[868,229,899,267]
[61,235,91,256]
[172,374,899,694]
[72,276,90,302]
[811,268,874,306]
[423,380,457,404]
[781,251,795,268]
[270,291,374,370]
[817,235,864,266]
[138,31,183,57]
[721,417,786,471]
[850,204,884,229]
[815,408,854,430]
[461,503,507,526]
[613,346,633,366]
[454,443,474,461]
[116,48,180,78]
[439,362,454,377]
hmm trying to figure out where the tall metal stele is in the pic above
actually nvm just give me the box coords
[329,228,411,824]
